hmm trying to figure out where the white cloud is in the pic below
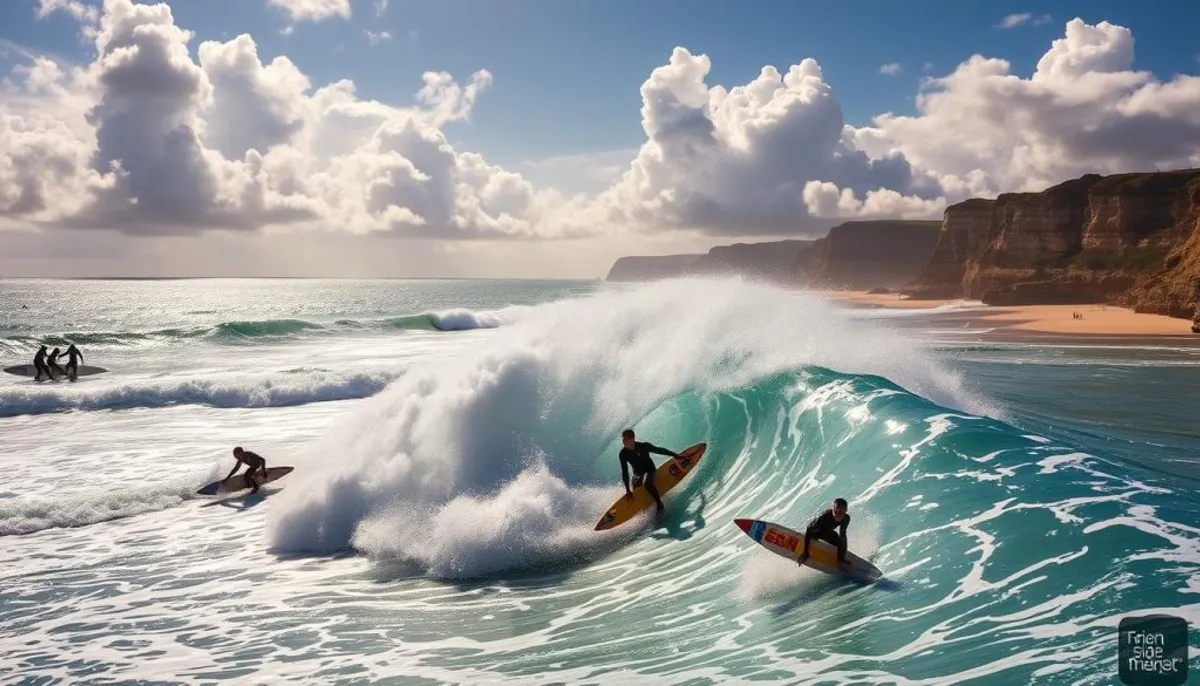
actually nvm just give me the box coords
[998,13,1052,29]
[852,18,1200,197]
[879,62,901,76]
[5,6,1200,271]
[375,0,388,17]
[36,0,100,24]
[266,0,351,23]
[366,30,392,46]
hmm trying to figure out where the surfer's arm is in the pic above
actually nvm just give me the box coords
[620,455,631,493]
[644,443,679,458]
[223,462,241,481]
[837,520,849,562]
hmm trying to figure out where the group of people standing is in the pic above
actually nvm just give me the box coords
[31,344,84,381]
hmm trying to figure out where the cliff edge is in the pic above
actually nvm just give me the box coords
[902,169,1200,326]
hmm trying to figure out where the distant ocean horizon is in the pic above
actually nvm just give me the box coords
[2,276,1197,684]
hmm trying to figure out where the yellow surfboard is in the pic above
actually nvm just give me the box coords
[594,442,707,531]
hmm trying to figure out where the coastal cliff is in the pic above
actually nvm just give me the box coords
[792,220,941,290]
[902,169,1200,325]
[604,221,938,289]
[605,240,812,282]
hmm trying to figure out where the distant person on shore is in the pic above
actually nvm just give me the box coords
[63,344,84,381]
[618,428,681,514]
[32,345,52,380]
[46,347,66,378]
[798,498,852,571]
[223,446,269,494]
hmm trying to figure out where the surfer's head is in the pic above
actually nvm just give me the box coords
[621,429,635,448]
[233,446,244,458]
[832,498,848,521]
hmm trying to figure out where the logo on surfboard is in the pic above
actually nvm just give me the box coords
[748,520,766,542]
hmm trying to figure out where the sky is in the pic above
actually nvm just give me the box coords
[1,0,1199,278]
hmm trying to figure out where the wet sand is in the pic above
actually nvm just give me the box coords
[813,290,1197,338]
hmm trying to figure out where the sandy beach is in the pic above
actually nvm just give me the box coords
[814,290,1197,337]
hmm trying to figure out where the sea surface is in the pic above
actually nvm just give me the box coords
[1,277,1198,685]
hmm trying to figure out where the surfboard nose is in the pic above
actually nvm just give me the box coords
[733,518,754,533]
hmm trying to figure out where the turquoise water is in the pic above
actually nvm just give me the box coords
[0,277,1197,684]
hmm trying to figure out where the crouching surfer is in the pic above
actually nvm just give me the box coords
[798,498,852,571]
[223,446,269,494]
[618,428,681,514]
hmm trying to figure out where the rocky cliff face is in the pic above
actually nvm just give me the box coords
[605,254,700,282]
[793,220,941,290]
[902,169,1200,323]
[605,240,813,282]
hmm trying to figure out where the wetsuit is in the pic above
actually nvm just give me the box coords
[47,348,66,378]
[64,345,83,381]
[804,508,850,564]
[619,441,677,510]
[231,450,268,493]
[33,347,51,380]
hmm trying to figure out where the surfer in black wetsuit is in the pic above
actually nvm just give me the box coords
[619,428,681,514]
[223,446,269,494]
[47,347,66,379]
[798,498,851,570]
[32,345,51,380]
[63,344,84,381]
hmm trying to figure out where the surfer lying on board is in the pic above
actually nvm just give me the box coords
[223,446,269,494]
[619,428,681,514]
[798,498,851,570]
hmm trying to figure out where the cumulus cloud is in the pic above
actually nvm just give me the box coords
[2,0,586,240]
[879,62,901,76]
[4,5,1200,256]
[851,18,1200,196]
[590,47,945,235]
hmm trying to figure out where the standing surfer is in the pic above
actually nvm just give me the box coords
[32,345,52,380]
[798,498,851,570]
[618,428,681,514]
[63,344,84,381]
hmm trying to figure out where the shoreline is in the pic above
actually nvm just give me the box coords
[812,290,1199,340]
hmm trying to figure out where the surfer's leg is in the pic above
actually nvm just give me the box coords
[644,476,664,512]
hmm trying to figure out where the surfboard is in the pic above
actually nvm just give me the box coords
[594,442,707,531]
[3,364,108,378]
[196,466,294,496]
[734,517,882,583]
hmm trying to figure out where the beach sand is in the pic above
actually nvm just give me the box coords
[813,290,1197,337]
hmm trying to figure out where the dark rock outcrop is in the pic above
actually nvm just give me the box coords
[605,254,701,282]
[792,220,941,290]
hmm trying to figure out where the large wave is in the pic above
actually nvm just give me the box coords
[265,279,1012,575]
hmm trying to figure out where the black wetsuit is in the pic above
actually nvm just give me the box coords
[33,348,51,380]
[619,441,676,510]
[235,451,268,492]
[64,345,83,380]
[804,508,850,563]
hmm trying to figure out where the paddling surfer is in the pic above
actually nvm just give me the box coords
[618,428,681,514]
[223,446,269,494]
[798,498,852,570]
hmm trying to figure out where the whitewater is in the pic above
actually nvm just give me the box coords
[1,277,1198,684]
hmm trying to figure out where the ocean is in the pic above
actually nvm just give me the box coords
[1,277,1197,685]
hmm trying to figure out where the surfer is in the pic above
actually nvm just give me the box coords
[797,498,851,570]
[618,428,681,514]
[32,345,52,380]
[47,347,67,379]
[223,446,269,494]
[63,344,84,381]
